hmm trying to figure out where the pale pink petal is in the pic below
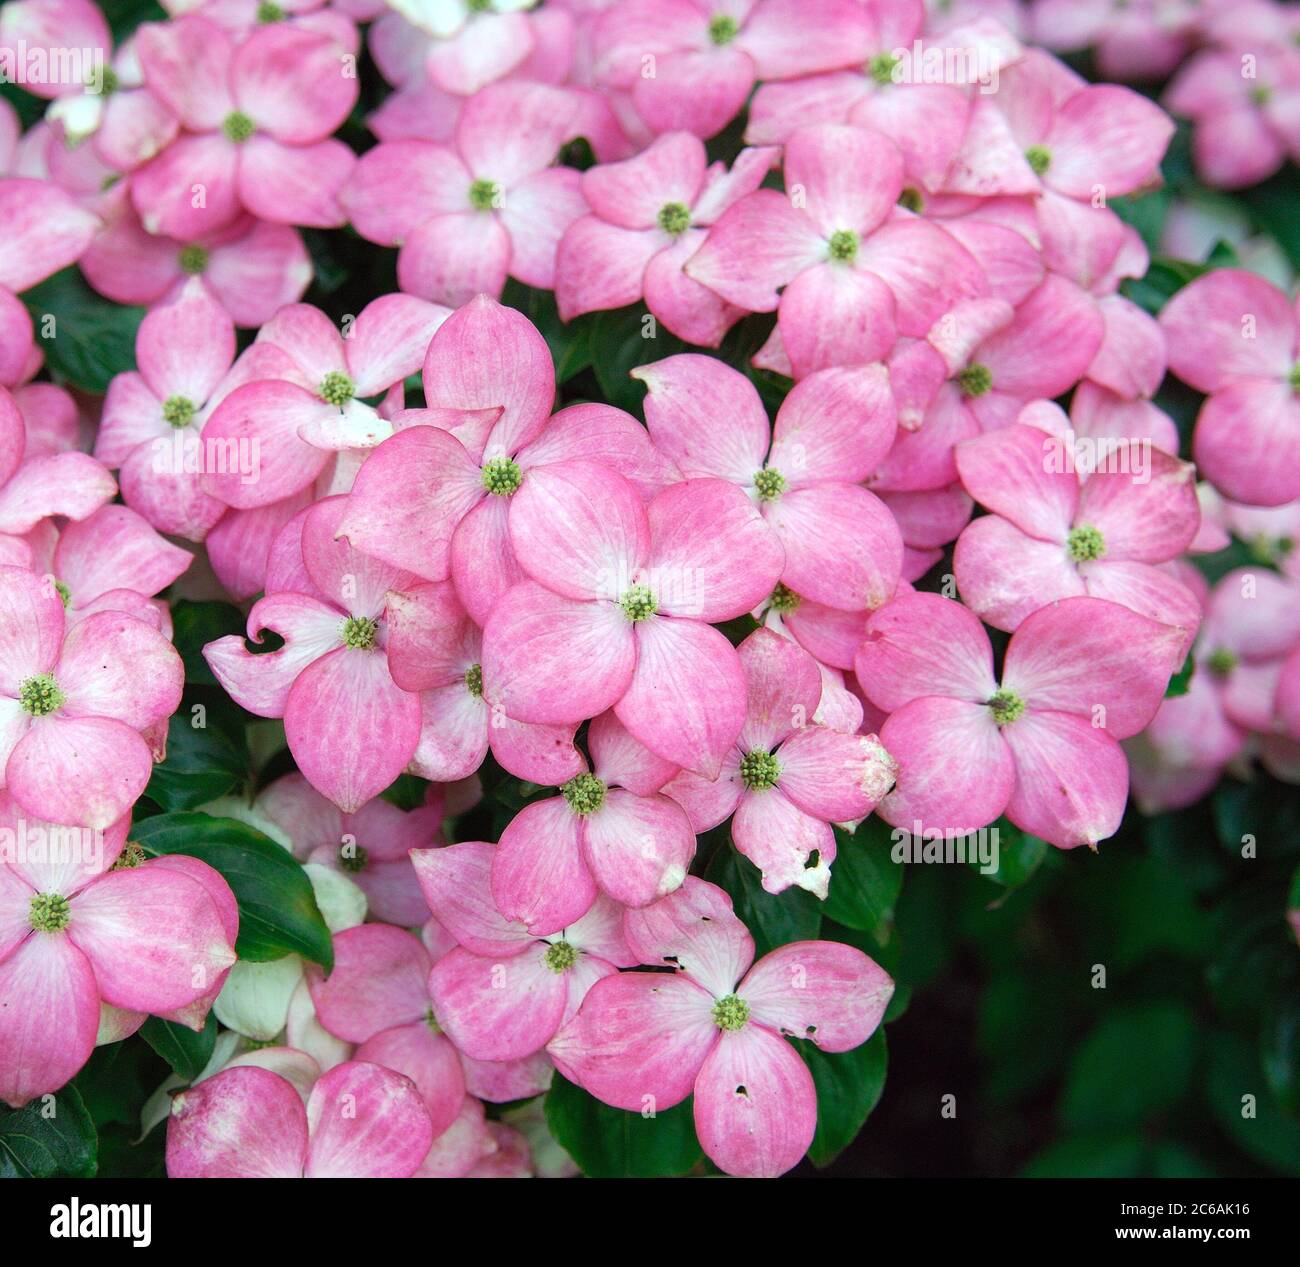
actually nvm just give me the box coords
[770,363,895,485]
[409,840,533,959]
[877,696,1015,835]
[308,923,430,1042]
[237,137,354,229]
[778,261,898,379]
[583,789,694,908]
[741,939,893,1051]
[492,796,596,937]
[1003,709,1129,848]
[693,1021,816,1178]
[546,970,717,1111]
[304,1061,432,1178]
[732,788,836,897]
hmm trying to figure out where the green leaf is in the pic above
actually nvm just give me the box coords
[1165,649,1195,698]
[1206,1031,1300,1175]
[798,1029,887,1168]
[134,812,333,968]
[1120,256,1211,317]
[704,841,821,959]
[1261,995,1300,1115]
[823,819,902,938]
[169,601,245,686]
[146,709,250,810]
[140,1014,218,1083]
[977,819,1047,891]
[22,267,145,393]
[544,1073,702,1177]
[0,1085,97,1178]
[1062,1004,1197,1132]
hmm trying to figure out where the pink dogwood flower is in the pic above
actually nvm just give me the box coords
[548,878,893,1178]
[952,421,1202,642]
[413,840,637,1061]
[386,0,543,95]
[95,280,239,541]
[203,496,446,811]
[0,801,236,1106]
[0,0,177,169]
[344,82,596,306]
[490,710,696,934]
[133,16,359,239]
[635,353,903,609]
[166,1059,433,1177]
[308,920,555,1116]
[1159,269,1300,507]
[686,124,985,377]
[664,629,897,897]
[746,3,1023,191]
[482,460,784,776]
[555,133,776,345]
[854,592,1185,847]
[947,48,1174,202]
[591,0,877,139]
[1164,48,1300,190]
[80,195,313,328]
[338,295,673,624]
[383,582,585,786]
[0,566,184,828]
[201,293,451,509]
[1031,0,1201,83]
[256,772,443,926]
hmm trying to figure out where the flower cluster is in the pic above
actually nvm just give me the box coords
[0,0,1296,1183]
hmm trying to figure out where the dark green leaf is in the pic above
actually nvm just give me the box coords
[170,601,245,686]
[1165,649,1195,698]
[824,819,902,937]
[134,812,332,967]
[140,1014,218,1083]
[22,267,145,393]
[798,1029,887,1168]
[1062,1004,1197,1131]
[146,709,249,810]
[977,819,1047,891]
[704,841,821,959]
[544,1073,702,1177]
[0,1085,96,1178]
[1205,1032,1300,1175]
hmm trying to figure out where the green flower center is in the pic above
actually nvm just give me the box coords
[898,187,924,213]
[828,229,859,263]
[111,842,146,870]
[1251,85,1272,107]
[53,580,72,609]
[338,843,369,873]
[19,674,64,717]
[1289,362,1300,393]
[480,455,522,496]
[1207,648,1237,677]
[958,363,993,397]
[162,394,196,428]
[319,370,355,407]
[178,244,209,275]
[770,582,801,614]
[988,689,1025,726]
[257,0,284,20]
[1067,523,1106,563]
[469,178,500,211]
[465,663,484,698]
[657,201,692,237]
[712,993,749,1030]
[619,584,657,622]
[92,66,118,95]
[739,749,781,791]
[467,0,492,11]
[561,773,607,816]
[868,52,899,85]
[1025,145,1052,176]
[341,615,378,649]
[544,940,579,973]
[29,892,70,932]
[424,1006,442,1034]
[709,14,739,44]
[222,111,255,143]
[753,467,786,501]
